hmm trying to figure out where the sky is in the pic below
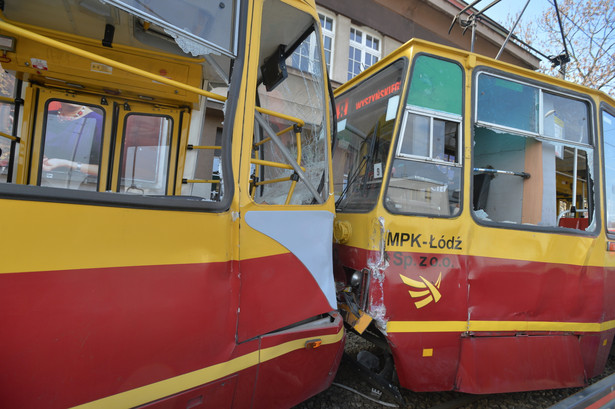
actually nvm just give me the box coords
[481,0,558,65]
[483,0,551,27]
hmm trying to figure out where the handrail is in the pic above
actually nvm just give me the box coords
[0,95,16,104]
[254,125,296,148]
[255,106,304,127]
[0,19,309,130]
[251,122,305,204]
[187,145,221,150]
[254,112,323,204]
[182,179,220,184]
[557,208,588,223]
[0,10,206,64]
[251,158,304,171]
[253,176,294,186]
[0,131,19,142]
[474,167,531,179]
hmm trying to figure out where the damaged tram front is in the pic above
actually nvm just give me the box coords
[332,39,615,394]
[0,0,343,408]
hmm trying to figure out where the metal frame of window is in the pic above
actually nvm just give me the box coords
[100,0,239,57]
[601,104,615,236]
[473,69,597,231]
[318,10,335,74]
[475,72,593,151]
[396,106,463,167]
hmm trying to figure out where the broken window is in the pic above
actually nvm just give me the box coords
[385,55,462,217]
[250,0,328,205]
[102,0,238,57]
[474,73,594,231]
[602,109,615,233]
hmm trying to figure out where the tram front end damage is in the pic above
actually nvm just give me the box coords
[334,213,608,394]
[334,216,404,403]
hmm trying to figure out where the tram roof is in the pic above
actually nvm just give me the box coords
[335,37,615,107]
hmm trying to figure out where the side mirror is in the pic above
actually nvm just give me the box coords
[261,44,288,92]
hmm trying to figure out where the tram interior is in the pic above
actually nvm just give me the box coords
[0,0,236,201]
[473,73,593,230]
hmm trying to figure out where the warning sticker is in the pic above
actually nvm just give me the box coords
[91,62,113,75]
[31,58,48,71]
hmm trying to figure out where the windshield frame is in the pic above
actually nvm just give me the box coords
[333,58,408,213]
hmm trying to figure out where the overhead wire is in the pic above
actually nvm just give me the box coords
[456,0,615,70]
[545,0,615,67]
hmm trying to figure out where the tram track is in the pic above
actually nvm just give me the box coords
[294,332,615,409]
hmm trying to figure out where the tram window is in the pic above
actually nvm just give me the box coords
[0,102,15,184]
[543,92,589,145]
[384,55,462,217]
[252,1,328,205]
[334,60,405,212]
[0,70,16,98]
[407,55,462,116]
[0,137,11,183]
[474,73,594,231]
[0,71,18,184]
[112,0,237,56]
[40,100,104,191]
[388,112,461,216]
[119,114,172,195]
[602,109,615,233]
[181,118,224,201]
[397,114,459,162]
[477,75,538,133]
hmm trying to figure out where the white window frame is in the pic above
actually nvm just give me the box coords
[318,10,335,74]
[288,33,319,74]
[396,107,463,167]
[348,25,381,80]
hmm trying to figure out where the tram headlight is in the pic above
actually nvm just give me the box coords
[350,270,363,288]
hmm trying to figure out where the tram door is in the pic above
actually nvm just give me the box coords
[2,84,240,407]
[28,87,112,190]
[28,87,185,195]
[109,100,186,196]
[234,1,340,403]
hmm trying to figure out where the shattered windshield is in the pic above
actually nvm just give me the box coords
[101,0,238,56]
[251,0,329,206]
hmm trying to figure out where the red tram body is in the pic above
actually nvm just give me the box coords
[332,39,615,394]
[0,0,343,407]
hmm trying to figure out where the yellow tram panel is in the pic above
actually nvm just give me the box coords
[0,27,203,107]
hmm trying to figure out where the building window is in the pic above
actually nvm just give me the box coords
[319,12,335,73]
[348,26,381,80]
[290,36,317,73]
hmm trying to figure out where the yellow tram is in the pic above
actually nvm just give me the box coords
[0,1,343,408]
[333,38,615,393]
